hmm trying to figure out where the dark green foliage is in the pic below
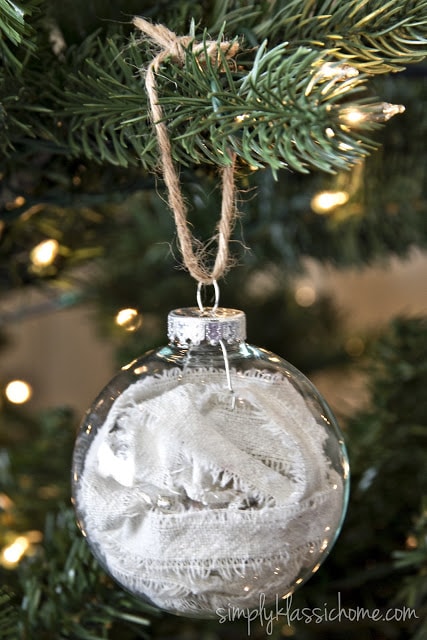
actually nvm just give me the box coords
[226,317,427,640]
[1,1,426,304]
[291,317,427,640]
[217,0,427,72]
[0,0,41,70]
[0,406,158,639]
[0,590,19,640]
[1,0,427,167]
[0,2,427,639]
[345,318,427,561]
[394,499,427,640]
[15,509,158,639]
[0,406,75,533]
[1,63,426,299]
[160,41,377,173]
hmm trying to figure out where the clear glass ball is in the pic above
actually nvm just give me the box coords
[72,308,349,618]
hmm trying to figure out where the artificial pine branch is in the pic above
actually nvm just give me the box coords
[393,500,427,640]
[217,0,427,73]
[0,0,27,47]
[51,32,386,173]
[0,72,425,297]
[0,0,41,71]
[0,591,19,640]
[15,509,157,639]
[162,40,380,173]
[1,0,427,171]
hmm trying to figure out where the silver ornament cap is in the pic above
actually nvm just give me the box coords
[168,307,246,345]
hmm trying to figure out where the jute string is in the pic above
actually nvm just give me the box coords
[134,17,239,285]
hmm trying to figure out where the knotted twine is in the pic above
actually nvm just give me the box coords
[133,17,239,285]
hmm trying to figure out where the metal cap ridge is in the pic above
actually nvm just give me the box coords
[167,307,246,345]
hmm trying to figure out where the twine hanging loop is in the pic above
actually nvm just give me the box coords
[134,17,239,285]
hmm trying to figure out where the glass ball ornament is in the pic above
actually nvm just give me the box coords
[72,307,349,618]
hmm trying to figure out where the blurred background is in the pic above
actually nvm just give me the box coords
[1,250,426,416]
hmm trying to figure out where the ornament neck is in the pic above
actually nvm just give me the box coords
[167,307,246,347]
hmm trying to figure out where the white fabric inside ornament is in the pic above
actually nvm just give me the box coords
[77,366,344,615]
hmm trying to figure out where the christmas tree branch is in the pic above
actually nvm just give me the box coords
[15,509,157,639]
[0,0,41,71]
[0,591,18,640]
[212,0,427,73]
[0,401,159,638]
[164,40,382,173]
[56,32,393,173]
[1,1,426,170]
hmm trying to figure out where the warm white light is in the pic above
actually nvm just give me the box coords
[0,531,42,568]
[14,196,26,207]
[318,62,359,81]
[376,102,405,122]
[338,142,353,151]
[1,536,30,566]
[341,108,364,125]
[5,380,32,404]
[5,196,27,211]
[311,190,349,214]
[340,102,405,126]
[295,285,316,307]
[406,535,418,550]
[235,113,250,123]
[115,308,142,332]
[306,62,359,95]
[0,493,13,511]
[30,239,59,268]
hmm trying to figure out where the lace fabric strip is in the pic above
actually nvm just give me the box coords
[76,368,344,614]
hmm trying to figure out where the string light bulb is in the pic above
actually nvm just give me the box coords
[317,62,359,82]
[405,535,418,550]
[341,109,365,125]
[0,531,43,568]
[5,195,26,211]
[115,308,142,332]
[340,102,405,126]
[30,239,59,268]
[306,62,359,96]
[235,113,250,123]
[5,379,33,404]
[1,536,30,567]
[311,190,349,214]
